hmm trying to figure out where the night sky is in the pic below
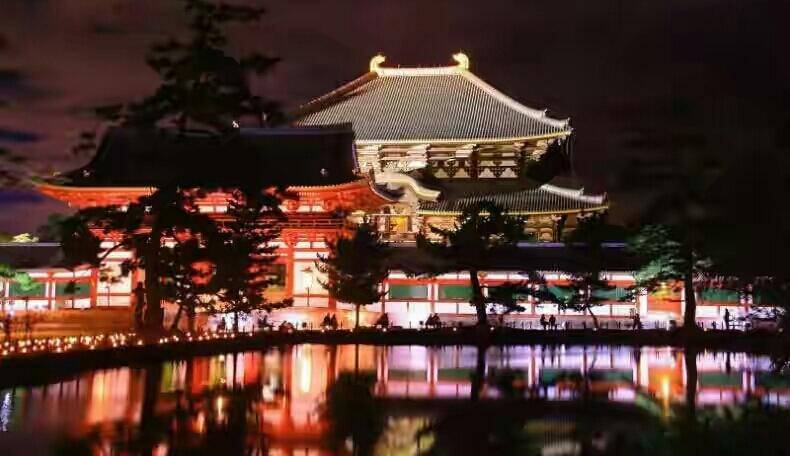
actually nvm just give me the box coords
[1,0,788,233]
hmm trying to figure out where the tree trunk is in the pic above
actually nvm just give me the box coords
[684,347,698,415]
[233,311,239,333]
[471,344,487,401]
[170,305,184,332]
[140,363,163,455]
[355,305,360,329]
[143,269,163,330]
[683,269,698,331]
[187,309,196,333]
[586,305,600,329]
[469,269,487,327]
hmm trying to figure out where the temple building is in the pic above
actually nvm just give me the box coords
[0,54,753,330]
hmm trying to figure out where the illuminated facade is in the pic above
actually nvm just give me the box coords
[0,54,751,329]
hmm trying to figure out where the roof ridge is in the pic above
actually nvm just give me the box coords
[375,66,462,77]
[459,70,570,130]
[291,72,378,121]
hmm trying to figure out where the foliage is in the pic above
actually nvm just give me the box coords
[627,224,711,329]
[73,0,280,155]
[323,372,385,456]
[418,408,537,456]
[663,405,790,456]
[206,189,291,330]
[58,187,217,329]
[553,273,615,329]
[416,201,529,326]
[0,265,39,310]
[160,234,213,331]
[551,216,621,328]
[317,224,390,328]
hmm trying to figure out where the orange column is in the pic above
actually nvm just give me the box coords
[89,268,99,308]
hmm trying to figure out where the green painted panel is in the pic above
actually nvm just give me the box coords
[699,289,740,303]
[699,372,742,387]
[388,369,426,381]
[592,287,629,300]
[8,281,45,296]
[589,369,633,383]
[389,284,428,299]
[55,282,91,296]
[438,368,473,381]
[756,373,790,389]
[548,286,573,301]
[439,285,472,300]
[539,369,581,385]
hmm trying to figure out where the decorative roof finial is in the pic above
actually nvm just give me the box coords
[370,54,386,74]
[453,52,470,70]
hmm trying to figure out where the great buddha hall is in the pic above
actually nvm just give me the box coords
[0,54,752,330]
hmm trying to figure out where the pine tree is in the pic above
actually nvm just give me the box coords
[207,189,291,331]
[550,216,623,329]
[73,0,280,154]
[416,201,527,327]
[628,224,710,331]
[58,187,218,330]
[317,224,390,329]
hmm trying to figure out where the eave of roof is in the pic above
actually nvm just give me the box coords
[45,125,360,189]
[418,182,608,216]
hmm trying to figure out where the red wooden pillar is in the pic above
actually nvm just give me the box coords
[283,232,296,300]
[89,268,99,308]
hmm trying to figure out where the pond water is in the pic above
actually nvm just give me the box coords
[1,345,790,455]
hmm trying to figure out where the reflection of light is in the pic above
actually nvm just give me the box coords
[195,412,206,434]
[262,385,275,402]
[216,395,225,423]
[0,392,11,432]
[661,376,670,398]
[301,266,314,293]
[299,346,312,394]
[661,375,671,418]
[153,443,168,456]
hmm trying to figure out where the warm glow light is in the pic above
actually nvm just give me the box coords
[298,346,312,394]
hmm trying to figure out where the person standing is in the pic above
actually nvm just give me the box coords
[549,314,557,330]
[539,314,547,330]
[132,282,146,330]
[723,309,731,331]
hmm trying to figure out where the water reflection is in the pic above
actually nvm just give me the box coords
[0,345,789,454]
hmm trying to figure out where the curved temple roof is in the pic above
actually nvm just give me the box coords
[49,125,360,189]
[294,54,571,144]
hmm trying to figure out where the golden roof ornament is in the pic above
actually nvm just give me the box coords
[452,52,470,70]
[369,54,386,75]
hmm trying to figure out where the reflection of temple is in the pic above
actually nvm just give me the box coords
[3,346,789,453]
[0,54,762,328]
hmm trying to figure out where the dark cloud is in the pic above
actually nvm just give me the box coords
[0,190,45,204]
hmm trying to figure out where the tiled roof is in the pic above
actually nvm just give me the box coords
[294,58,571,143]
[53,125,359,188]
[419,184,607,214]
